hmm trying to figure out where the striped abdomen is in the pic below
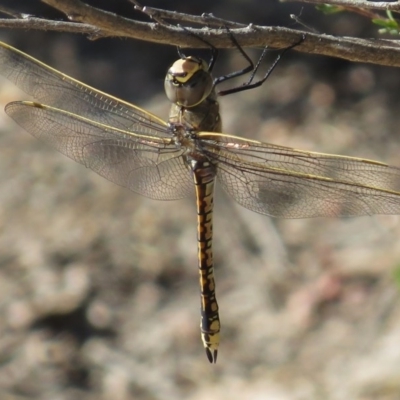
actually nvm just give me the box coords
[189,158,220,363]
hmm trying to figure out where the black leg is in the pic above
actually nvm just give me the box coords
[217,34,305,96]
[212,25,255,87]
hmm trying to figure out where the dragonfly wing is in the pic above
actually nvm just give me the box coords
[198,133,400,218]
[6,101,193,200]
[0,41,168,137]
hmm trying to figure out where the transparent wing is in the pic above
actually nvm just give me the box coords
[0,41,169,137]
[198,133,400,218]
[6,102,193,200]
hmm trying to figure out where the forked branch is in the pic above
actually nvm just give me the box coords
[0,0,400,67]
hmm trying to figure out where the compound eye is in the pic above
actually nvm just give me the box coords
[164,57,213,107]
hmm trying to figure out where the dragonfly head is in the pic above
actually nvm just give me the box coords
[165,56,213,108]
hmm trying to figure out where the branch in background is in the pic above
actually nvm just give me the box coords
[343,6,387,20]
[281,0,400,11]
[0,0,400,68]
[284,0,400,37]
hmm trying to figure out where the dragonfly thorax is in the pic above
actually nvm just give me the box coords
[164,56,213,108]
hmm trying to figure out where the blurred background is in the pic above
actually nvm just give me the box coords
[1,1,400,399]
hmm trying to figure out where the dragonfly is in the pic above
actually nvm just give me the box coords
[2,41,400,364]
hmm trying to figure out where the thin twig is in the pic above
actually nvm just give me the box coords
[290,14,320,33]
[0,5,25,18]
[130,0,246,28]
[129,0,166,25]
[281,0,400,11]
[0,17,99,35]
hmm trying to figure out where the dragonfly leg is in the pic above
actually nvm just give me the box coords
[217,34,305,96]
